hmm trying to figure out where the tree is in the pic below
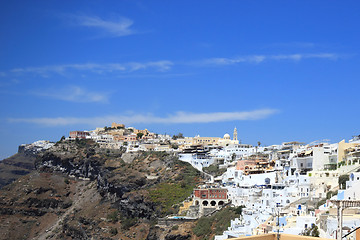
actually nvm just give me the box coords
[60,136,65,141]
[235,205,245,215]
[172,133,184,140]
[171,143,179,149]
[301,224,319,237]
[339,174,349,189]
[137,132,144,140]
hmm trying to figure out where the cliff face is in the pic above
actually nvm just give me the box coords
[0,143,48,188]
[0,139,202,240]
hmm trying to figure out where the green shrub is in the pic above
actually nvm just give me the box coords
[107,210,119,223]
[192,207,239,238]
[149,182,193,216]
[121,217,138,230]
[193,217,212,237]
[203,165,226,177]
[301,225,319,237]
[235,205,245,215]
[109,227,118,236]
[316,199,326,208]
[339,174,349,189]
[149,160,201,216]
[326,190,337,199]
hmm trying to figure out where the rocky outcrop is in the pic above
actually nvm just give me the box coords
[35,152,101,180]
[0,141,54,188]
[165,234,191,240]
[35,149,159,221]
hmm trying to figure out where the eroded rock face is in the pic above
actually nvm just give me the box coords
[35,149,159,221]
[0,143,45,188]
[0,206,47,217]
[36,152,101,180]
[165,234,191,240]
[146,226,163,240]
[0,140,202,239]
[114,193,157,219]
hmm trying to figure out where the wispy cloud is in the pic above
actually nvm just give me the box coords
[267,42,316,48]
[8,109,279,126]
[201,53,339,66]
[6,53,339,78]
[0,79,20,88]
[75,15,135,37]
[31,86,110,103]
[10,61,173,76]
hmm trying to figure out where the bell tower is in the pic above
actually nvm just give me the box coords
[233,127,238,141]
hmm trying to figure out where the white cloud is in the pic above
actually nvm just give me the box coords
[271,53,338,61]
[76,15,135,37]
[31,86,110,103]
[10,61,173,76]
[204,55,266,65]
[7,53,338,77]
[201,53,338,66]
[7,109,279,126]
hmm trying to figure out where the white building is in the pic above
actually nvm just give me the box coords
[178,153,214,171]
[336,172,360,201]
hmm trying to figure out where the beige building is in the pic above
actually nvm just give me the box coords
[133,128,155,139]
[182,128,240,147]
[343,144,360,165]
[111,122,125,129]
[193,136,222,145]
[338,140,359,164]
[308,170,340,198]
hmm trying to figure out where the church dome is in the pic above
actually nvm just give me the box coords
[223,133,231,139]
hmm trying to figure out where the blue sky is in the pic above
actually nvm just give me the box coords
[1,1,360,159]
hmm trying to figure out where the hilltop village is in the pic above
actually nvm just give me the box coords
[36,123,360,239]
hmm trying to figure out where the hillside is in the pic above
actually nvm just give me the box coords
[0,139,204,240]
[0,147,39,188]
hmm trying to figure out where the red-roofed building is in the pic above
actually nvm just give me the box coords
[193,188,229,208]
[69,131,89,139]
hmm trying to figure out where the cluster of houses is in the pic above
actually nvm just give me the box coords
[174,133,360,239]
[68,123,242,155]
[67,123,360,239]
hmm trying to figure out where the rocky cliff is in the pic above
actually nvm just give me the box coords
[0,141,53,188]
[0,139,203,240]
